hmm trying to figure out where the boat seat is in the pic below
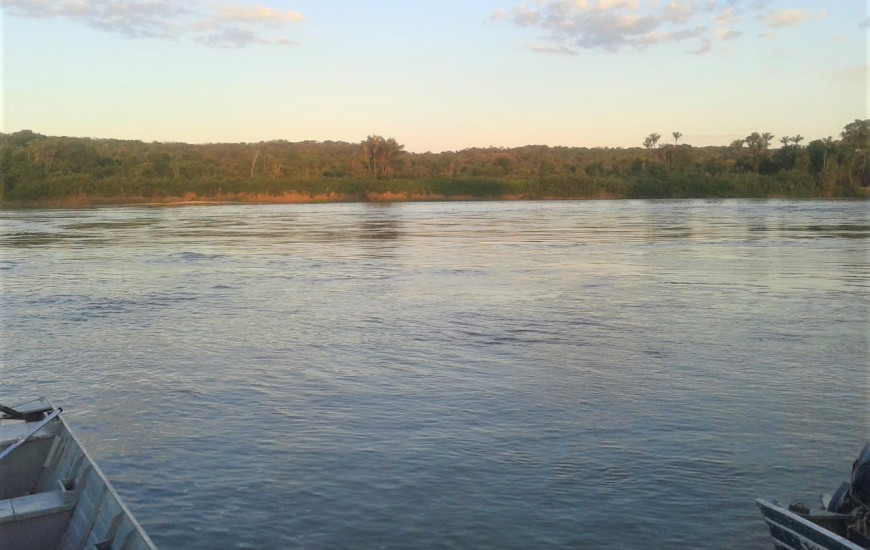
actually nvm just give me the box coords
[0,481,78,550]
[0,484,76,523]
[0,477,79,520]
[0,419,58,448]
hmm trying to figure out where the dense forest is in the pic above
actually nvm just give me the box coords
[1,120,867,206]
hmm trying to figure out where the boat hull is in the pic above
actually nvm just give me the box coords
[756,499,864,550]
[0,398,157,550]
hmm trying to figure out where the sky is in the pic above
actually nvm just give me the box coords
[1,0,867,153]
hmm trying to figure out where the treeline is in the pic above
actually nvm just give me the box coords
[1,120,867,206]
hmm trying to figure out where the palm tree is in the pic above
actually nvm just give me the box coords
[672,131,682,146]
[745,132,774,173]
[642,134,659,172]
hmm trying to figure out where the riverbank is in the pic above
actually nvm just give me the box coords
[1,190,502,208]
[2,188,865,209]
[3,173,867,208]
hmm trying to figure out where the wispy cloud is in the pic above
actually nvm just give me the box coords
[492,0,827,55]
[530,43,579,55]
[688,38,712,55]
[714,28,743,40]
[217,6,304,25]
[714,7,741,26]
[759,8,824,28]
[0,0,304,47]
[196,27,283,48]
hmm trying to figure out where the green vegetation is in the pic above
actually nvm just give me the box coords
[1,120,867,207]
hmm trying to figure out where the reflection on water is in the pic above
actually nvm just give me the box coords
[359,219,401,240]
[0,200,867,549]
[1,231,70,247]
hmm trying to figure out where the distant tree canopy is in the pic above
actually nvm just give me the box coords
[1,120,867,206]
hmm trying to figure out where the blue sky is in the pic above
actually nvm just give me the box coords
[1,0,867,152]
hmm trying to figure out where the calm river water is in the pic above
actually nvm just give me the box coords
[1,200,867,549]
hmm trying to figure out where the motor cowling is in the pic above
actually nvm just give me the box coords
[852,442,870,509]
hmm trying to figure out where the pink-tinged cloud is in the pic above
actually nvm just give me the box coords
[493,0,828,55]
[491,0,708,53]
[1,0,304,47]
[760,9,824,28]
[714,28,742,41]
[217,6,303,25]
[665,0,698,24]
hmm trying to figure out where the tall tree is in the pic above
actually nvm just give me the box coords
[840,120,870,185]
[745,132,774,173]
[250,147,261,178]
[361,135,404,178]
[823,136,834,170]
[642,134,658,172]
[840,120,870,147]
[378,137,403,178]
[672,131,682,146]
[362,135,382,176]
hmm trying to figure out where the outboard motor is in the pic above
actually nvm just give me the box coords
[826,443,870,516]
[844,442,870,547]
[828,481,853,513]
[852,442,870,510]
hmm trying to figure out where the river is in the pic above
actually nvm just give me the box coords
[1,199,867,549]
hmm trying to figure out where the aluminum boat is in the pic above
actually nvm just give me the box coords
[0,397,157,550]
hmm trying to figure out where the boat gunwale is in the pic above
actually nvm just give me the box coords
[756,498,865,550]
